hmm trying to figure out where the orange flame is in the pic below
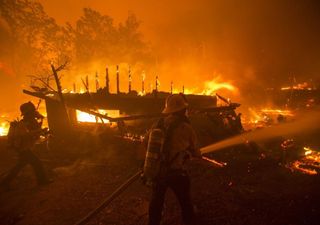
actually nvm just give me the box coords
[246,108,294,124]
[281,82,315,91]
[260,109,294,117]
[201,77,237,95]
[172,77,237,96]
[0,122,9,136]
[76,109,120,123]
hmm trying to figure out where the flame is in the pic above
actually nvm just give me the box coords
[171,77,237,96]
[245,108,269,125]
[0,114,10,136]
[0,122,9,136]
[138,91,145,96]
[246,108,294,125]
[201,77,237,95]
[281,82,315,91]
[76,109,120,123]
[260,109,294,117]
[304,147,313,156]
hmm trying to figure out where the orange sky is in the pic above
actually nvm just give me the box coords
[39,0,184,41]
[1,0,320,113]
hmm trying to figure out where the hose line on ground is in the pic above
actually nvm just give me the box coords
[74,170,143,225]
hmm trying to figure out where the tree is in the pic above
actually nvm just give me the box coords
[0,0,71,74]
[117,13,150,63]
[0,1,151,78]
[72,8,150,65]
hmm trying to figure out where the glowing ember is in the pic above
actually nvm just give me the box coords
[291,161,317,175]
[76,109,120,123]
[202,156,227,167]
[289,147,320,175]
[304,147,313,156]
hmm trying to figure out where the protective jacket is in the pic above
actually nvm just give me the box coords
[158,114,201,171]
[7,118,43,152]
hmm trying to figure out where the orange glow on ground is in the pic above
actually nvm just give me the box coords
[289,147,320,175]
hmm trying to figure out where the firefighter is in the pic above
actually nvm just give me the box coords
[1,102,51,190]
[147,94,201,225]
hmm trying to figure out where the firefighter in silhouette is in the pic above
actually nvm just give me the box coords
[1,102,51,189]
[143,94,201,225]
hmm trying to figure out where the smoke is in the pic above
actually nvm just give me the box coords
[1,0,320,115]
[121,0,320,96]
[39,0,320,89]
[201,109,320,154]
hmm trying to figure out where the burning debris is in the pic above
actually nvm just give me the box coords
[289,147,320,175]
[20,63,243,146]
[281,82,316,91]
[242,107,295,130]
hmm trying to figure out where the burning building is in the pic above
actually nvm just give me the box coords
[22,65,242,146]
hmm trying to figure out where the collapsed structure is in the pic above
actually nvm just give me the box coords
[23,65,242,147]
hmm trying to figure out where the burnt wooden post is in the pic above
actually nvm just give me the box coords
[106,67,110,94]
[116,65,120,94]
[128,66,132,93]
[95,71,99,92]
[85,75,89,93]
[142,71,145,95]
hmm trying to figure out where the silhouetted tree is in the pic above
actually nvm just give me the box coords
[117,13,150,63]
[0,1,151,77]
[72,8,117,63]
[72,8,150,65]
[0,0,71,74]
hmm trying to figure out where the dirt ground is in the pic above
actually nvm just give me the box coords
[0,135,319,225]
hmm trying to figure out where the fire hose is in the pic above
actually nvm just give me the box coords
[74,170,142,225]
[73,155,224,225]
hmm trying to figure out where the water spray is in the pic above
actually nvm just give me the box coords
[200,110,320,155]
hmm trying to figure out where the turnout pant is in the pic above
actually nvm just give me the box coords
[2,149,48,185]
[148,170,195,225]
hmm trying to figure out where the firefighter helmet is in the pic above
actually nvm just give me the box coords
[20,101,36,116]
[162,94,188,114]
